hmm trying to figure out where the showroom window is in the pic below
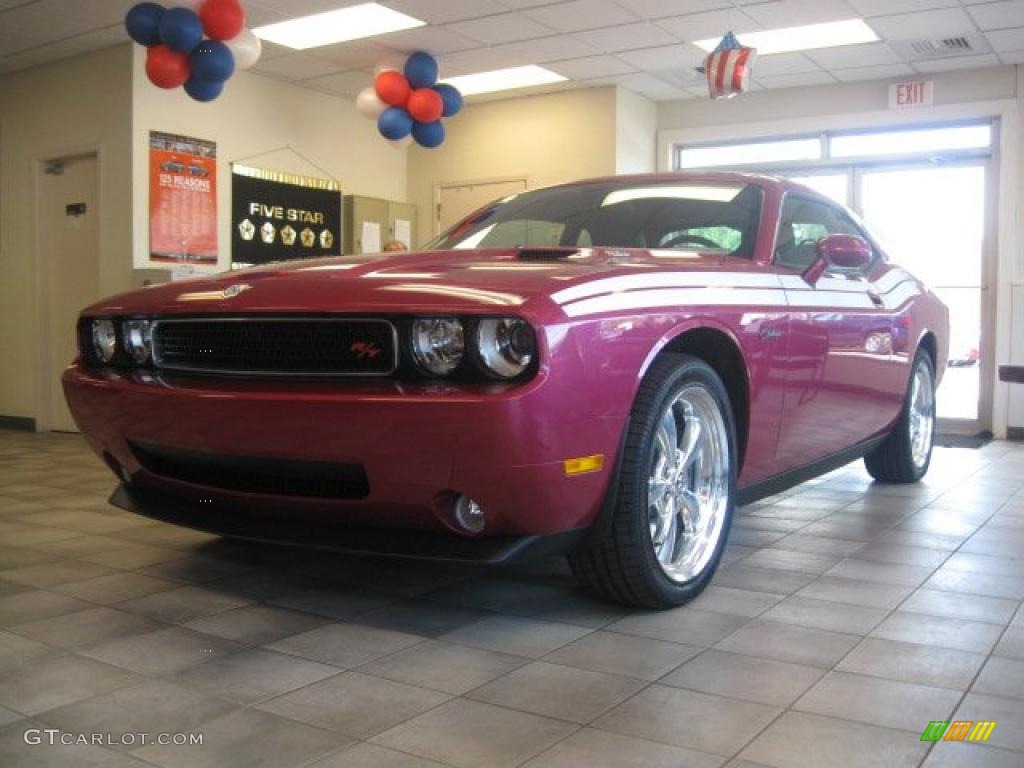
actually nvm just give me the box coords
[673,120,993,171]
[673,119,997,434]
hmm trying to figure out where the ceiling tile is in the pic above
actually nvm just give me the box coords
[846,0,959,15]
[656,9,764,42]
[573,21,677,52]
[649,65,706,89]
[967,0,1024,31]
[377,25,480,55]
[247,0,365,14]
[751,52,822,76]
[496,0,563,8]
[867,8,977,41]
[615,0,731,20]
[607,71,690,100]
[807,41,901,69]
[756,70,836,88]
[310,40,398,69]
[618,43,697,70]
[304,68,373,97]
[252,53,341,81]
[383,0,508,25]
[524,1,638,32]
[912,52,1001,72]
[741,0,860,28]
[446,12,555,44]
[491,34,597,63]
[435,46,526,77]
[998,48,1024,62]
[831,62,915,81]
[985,26,1024,50]
[547,55,636,79]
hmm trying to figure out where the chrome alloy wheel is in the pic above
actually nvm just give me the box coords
[647,385,730,583]
[909,362,935,471]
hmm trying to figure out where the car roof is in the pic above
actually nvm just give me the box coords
[538,171,796,194]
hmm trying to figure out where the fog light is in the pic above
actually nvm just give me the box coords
[453,494,485,535]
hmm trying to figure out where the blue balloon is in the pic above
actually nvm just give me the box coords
[404,51,439,89]
[191,40,235,82]
[158,7,203,53]
[378,107,413,140]
[412,120,445,148]
[433,83,463,117]
[184,76,224,102]
[125,2,165,47]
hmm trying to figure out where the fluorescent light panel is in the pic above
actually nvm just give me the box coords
[444,66,567,97]
[253,3,424,50]
[694,19,878,56]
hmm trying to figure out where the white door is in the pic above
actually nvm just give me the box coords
[859,164,990,432]
[436,178,527,235]
[41,154,100,433]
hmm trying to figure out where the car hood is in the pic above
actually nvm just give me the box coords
[83,248,760,320]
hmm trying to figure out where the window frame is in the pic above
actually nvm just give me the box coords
[773,192,878,277]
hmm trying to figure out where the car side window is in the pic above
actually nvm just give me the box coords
[775,196,868,273]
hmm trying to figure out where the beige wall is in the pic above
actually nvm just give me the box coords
[0,45,133,423]
[659,65,1023,437]
[406,87,619,244]
[131,45,407,272]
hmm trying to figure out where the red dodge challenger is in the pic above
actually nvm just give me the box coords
[64,173,949,608]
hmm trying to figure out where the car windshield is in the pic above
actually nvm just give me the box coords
[427,180,763,258]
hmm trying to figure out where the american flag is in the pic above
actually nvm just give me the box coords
[700,32,756,100]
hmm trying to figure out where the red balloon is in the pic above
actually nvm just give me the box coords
[199,0,245,41]
[375,70,410,107]
[146,45,191,89]
[407,88,444,123]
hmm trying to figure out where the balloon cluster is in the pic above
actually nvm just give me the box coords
[125,0,262,102]
[356,52,464,149]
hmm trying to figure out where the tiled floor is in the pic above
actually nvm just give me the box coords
[0,430,1022,768]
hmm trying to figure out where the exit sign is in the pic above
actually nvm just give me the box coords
[889,80,934,109]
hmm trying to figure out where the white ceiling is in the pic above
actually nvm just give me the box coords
[1,0,1022,102]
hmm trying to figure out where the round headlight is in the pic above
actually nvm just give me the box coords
[91,319,117,363]
[476,318,536,379]
[411,317,464,376]
[123,319,153,364]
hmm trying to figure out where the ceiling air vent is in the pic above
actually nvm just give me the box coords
[891,33,990,61]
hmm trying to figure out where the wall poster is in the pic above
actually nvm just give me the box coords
[231,165,342,267]
[148,131,218,266]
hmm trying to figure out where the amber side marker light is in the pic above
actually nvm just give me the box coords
[564,455,605,476]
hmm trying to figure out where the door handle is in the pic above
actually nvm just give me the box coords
[868,291,884,308]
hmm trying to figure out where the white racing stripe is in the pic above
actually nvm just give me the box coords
[561,287,787,318]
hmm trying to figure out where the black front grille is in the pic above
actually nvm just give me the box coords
[131,441,370,500]
[152,318,397,376]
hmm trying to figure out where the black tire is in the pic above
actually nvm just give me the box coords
[864,349,936,483]
[568,353,738,609]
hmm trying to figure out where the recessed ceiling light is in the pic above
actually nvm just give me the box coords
[444,65,568,97]
[253,3,425,50]
[694,19,878,56]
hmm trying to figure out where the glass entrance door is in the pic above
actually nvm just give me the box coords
[858,164,990,431]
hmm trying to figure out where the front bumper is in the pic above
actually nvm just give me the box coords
[109,484,585,563]
[63,362,623,548]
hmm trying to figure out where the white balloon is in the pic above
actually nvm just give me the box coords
[356,87,386,119]
[226,27,263,70]
[388,135,413,149]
